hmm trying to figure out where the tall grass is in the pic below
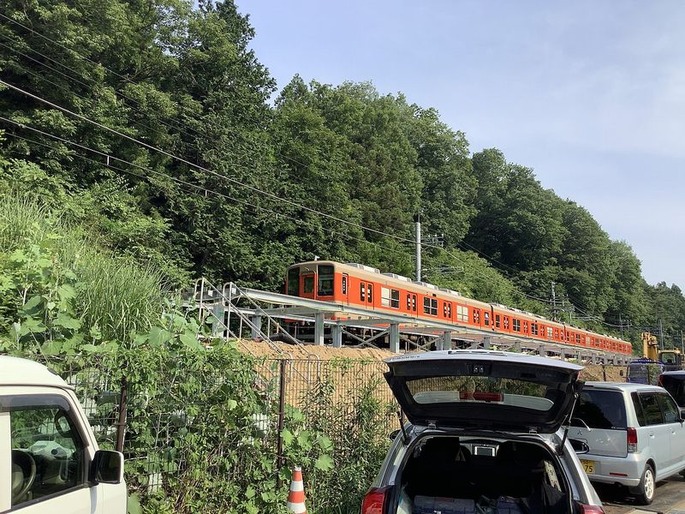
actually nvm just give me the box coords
[73,250,167,343]
[0,192,55,251]
[0,192,167,345]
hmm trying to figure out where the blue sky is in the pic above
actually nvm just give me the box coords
[235,0,685,290]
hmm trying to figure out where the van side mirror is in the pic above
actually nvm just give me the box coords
[389,429,401,441]
[89,450,124,484]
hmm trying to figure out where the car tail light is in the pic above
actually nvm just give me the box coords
[627,427,638,453]
[576,502,605,514]
[361,487,389,514]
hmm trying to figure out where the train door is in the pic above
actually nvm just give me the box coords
[299,270,316,300]
[406,293,418,314]
[359,281,374,309]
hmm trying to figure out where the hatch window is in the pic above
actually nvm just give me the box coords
[407,376,552,413]
[571,390,627,429]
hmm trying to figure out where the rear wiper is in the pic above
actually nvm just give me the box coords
[570,417,592,431]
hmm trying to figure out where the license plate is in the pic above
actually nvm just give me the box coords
[581,459,595,474]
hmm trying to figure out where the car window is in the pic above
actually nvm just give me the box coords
[631,392,647,425]
[657,392,679,423]
[572,390,626,429]
[637,393,663,426]
[660,376,685,406]
[4,395,87,507]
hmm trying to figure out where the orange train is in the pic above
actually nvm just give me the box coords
[284,260,634,356]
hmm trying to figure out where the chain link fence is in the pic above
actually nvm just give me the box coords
[45,352,397,508]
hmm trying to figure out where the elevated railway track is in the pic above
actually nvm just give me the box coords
[190,278,632,365]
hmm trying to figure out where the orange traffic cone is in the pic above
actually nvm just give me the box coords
[286,466,307,514]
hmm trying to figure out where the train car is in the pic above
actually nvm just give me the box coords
[284,260,634,357]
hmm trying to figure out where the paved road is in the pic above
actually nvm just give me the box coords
[597,476,685,514]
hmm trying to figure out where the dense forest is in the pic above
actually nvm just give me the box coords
[1,0,684,352]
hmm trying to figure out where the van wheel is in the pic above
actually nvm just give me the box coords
[633,464,655,505]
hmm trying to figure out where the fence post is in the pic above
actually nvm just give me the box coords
[115,376,128,453]
[276,359,288,487]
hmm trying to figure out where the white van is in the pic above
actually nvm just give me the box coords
[0,356,127,513]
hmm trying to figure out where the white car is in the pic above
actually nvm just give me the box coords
[570,381,685,505]
[0,356,127,513]
[361,349,605,514]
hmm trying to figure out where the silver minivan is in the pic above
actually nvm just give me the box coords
[569,381,685,505]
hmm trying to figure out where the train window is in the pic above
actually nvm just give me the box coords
[575,334,581,345]
[412,294,417,311]
[360,283,365,301]
[547,327,554,339]
[342,275,348,295]
[407,294,411,310]
[523,321,529,333]
[495,314,501,328]
[423,297,438,316]
[318,265,334,296]
[531,323,538,336]
[287,267,300,296]
[303,275,314,294]
[513,319,520,332]
[368,284,373,303]
[483,312,490,326]
[381,288,400,308]
[457,305,468,322]
[503,316,510,330]
[473,310,480,324]
[444,303,452,318]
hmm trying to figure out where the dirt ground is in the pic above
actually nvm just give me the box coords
[235,339,628,382]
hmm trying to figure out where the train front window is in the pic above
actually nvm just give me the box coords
[318,265,334,296]
[287,267,300,296]
[303,275,314,294]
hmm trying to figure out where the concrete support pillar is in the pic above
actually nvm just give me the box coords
[331,325,343,348]
[314,312,325,346]
[441,331,452,350]
[389,323,400,353]
[250,315,262,340]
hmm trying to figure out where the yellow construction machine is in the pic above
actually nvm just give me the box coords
[627,332,683,384]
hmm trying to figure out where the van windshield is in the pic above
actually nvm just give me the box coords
[572,390,626,429]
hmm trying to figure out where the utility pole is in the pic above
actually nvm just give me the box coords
[414,213,421,282]
[550,282,557,322]
[659,319,664,349]
[619,313,624,338]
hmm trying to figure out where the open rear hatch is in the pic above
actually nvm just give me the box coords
[385,349,583,433]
